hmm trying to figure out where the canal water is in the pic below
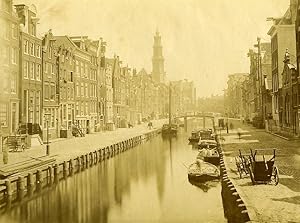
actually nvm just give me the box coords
[0,119,226,223]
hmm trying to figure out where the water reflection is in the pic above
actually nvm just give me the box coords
[0,119,226,223]
[188,178,219,193]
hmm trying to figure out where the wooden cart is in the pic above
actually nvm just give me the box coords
[248,149,279,185]
[5,135,27,152]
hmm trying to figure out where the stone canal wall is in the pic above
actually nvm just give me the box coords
[215,133,251,222]
[0,128,161,209]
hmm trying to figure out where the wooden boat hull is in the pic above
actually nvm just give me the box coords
[187,161,220,183]
[204,156,220,166]
[188,137,200,143]
[188,173,219,182]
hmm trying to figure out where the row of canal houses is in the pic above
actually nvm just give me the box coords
[0,1,172,142]
[226,0,300,138]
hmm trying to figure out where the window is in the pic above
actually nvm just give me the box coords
[67,87,70,99]
[76,102,79,116]
[47,63,51,76]
[36,64,41,81]
[12,23,17,39]
[76,60,79,74]
[85,64,88,77]
[36,45,41,58]
[81,62,84,76]
[3,73,9,93]
[3,45,9,65]
[0,103,8,126]
[30,62,35,80]
[81,83,84,97]
[51,64,55,74]
[29,42,34,56]
[5,20,9,39]
[70,72,73,82]
[48,47,52,59]
[50,84,55,100]
[11,72,16,93]
[11,47,17,64]
[76,83,79,97]
[85,83,88,97]
[24,61,29,78]
[44,83,49,100]
[24,40,29,54]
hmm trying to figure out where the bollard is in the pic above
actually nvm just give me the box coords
[69,159,74,176]
[36,170,42,191]
[89,152,93,166]
[81,155,85,170]
[236,198,243,205]
[98,149,102,161]
[48,166,53,185]
[94,151,98,164]
[27,172,34,194]
[241,210,250,222]
[53,164,58,183]
[118,143,121,153]
[63,161,67,179]
[17,176,25,201]
[76,157,81,172]
[5,180,12,197]
[238,203,247,211]
[85,154,89,169]
[110,145,114,158]
[106,146,110,159]
[102,148,106,160]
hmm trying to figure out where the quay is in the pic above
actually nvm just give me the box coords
[0,119,166,208]
[219,119,300,223]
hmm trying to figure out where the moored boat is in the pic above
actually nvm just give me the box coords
[188,130,200,143]
[197,148,220,166]
[198,139,217,149]
[162,124,178,135]
[187,160,220,182]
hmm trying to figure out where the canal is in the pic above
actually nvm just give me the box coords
[0,119,226,223]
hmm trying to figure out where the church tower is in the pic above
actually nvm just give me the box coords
[151,30,166,83]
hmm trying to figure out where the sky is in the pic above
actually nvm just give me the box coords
[19,0,289,97]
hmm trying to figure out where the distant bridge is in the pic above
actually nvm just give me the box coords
[174,112,216,119]
[174,112,217,129]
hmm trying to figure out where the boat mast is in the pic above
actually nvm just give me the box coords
[169,82,172,125]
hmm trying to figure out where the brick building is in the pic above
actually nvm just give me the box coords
[15,3,42,135]
[0,0,19,136]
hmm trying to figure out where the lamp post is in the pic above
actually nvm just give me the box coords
[44,113,51,156]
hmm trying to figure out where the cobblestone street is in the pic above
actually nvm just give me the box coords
[221,119,300,222]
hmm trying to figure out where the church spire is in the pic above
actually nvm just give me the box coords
[151,30,166,83]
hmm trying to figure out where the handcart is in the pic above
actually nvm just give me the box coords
[248,149,279,185]
[235,149,252,179]
[5,134,27,152]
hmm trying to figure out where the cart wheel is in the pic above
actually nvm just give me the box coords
[235,158,243,179]
[248,166,255,185]
[271,166,279,186]
[21,144,26,151]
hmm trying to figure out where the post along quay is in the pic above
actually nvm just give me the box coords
[0,0,300,222]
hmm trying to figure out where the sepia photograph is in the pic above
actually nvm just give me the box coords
[0,0,299,222]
